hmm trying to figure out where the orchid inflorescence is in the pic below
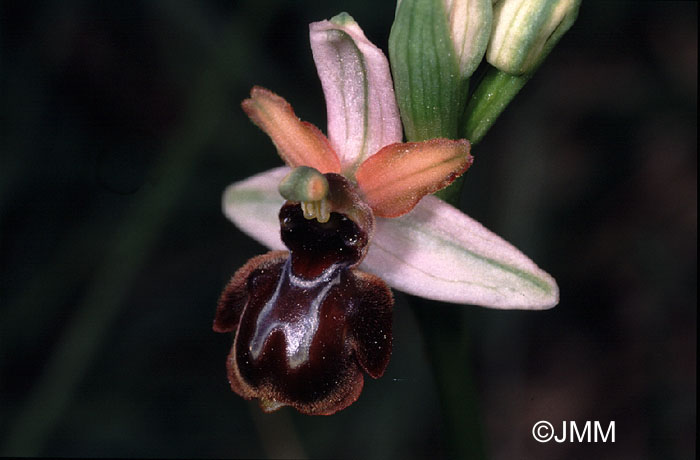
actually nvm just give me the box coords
[214,1,578,415]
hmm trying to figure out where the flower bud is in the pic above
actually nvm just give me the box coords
[443,0,493,79]
[486,0,580,75]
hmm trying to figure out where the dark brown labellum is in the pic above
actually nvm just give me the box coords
[214,202,393,415]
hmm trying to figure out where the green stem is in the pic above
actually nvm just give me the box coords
[461,66,531,145]
[439,65,530,202]
[421,66,532,457]
[397,67,487,460]
[411,300,485,460]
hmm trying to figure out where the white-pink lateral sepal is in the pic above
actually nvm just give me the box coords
[362,195,559,309]
[222,167,288,251]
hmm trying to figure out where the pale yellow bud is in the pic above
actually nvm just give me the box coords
[443,0,493,79]
[486,0,580,75]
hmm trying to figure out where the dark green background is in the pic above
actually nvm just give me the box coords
[1,1,696,458]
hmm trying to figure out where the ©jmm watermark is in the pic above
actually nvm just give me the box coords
[532,421,616,443]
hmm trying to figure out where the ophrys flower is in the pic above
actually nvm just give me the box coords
[215,12,558,415]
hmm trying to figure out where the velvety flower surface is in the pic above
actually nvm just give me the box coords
[214,198,393,415]
[216,13,559,415]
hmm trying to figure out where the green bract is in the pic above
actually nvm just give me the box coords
[390,0,463,141]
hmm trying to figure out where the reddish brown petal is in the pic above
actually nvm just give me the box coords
[213,250,288,333]
[355,138,473,217]
[242,87,341,174]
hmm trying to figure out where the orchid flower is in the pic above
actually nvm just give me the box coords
[214,13,558,415]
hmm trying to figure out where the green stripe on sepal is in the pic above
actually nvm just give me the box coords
[364,194,559,309]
